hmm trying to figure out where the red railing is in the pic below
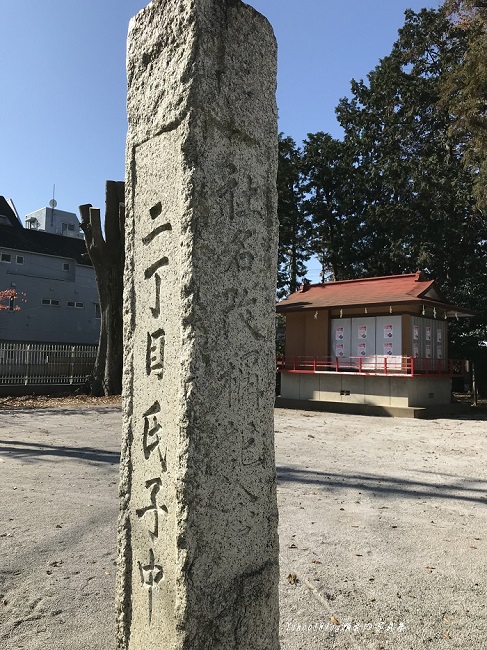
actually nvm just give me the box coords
[276,355,466,377]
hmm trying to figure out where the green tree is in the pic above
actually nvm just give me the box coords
[335,7,487,348]
[300,132,359,281]
[277,134,310,297]
[441,0,487,212]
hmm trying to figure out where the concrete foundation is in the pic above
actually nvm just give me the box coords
[280,372,453,409]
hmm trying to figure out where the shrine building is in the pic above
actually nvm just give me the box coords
[276,272,474,417]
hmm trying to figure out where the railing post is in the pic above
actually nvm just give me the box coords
[358,356,362,373]
[313,356,316,373]
[335,357,339,372]
[411,356,415,376]
[24,344,31,386]
[384,356,387,374]
[69,346,75,384]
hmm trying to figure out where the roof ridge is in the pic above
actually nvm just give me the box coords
[308,272,422,289]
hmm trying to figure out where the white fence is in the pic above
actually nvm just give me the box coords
[0,342,97,386]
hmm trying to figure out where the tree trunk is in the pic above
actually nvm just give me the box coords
[79,181,124,396]
[92,263,124,395]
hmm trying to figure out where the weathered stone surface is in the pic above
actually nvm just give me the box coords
[118,1,280,648]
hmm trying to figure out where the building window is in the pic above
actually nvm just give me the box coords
[16,255,24,264]
[63,263,70,271]
[68,223,75,232]
[42,298,60,306]
[67,301,84,308]
[62,223,68,233]
[1,253,12,263]
[95,303,101,319]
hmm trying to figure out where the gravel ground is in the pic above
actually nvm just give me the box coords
[0,403,486,649]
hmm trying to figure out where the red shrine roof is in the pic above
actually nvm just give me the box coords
[276,272,475,317]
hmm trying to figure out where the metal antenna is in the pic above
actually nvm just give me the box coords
[49,184,57,227]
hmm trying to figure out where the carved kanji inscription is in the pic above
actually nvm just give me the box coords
[142,401,167,469]
[241,421,263,466]
[138,548,163,625]
[142,402,167,472]
[142,222,172,246]
[150,273,162,319]
[136,478,168,538]
[147,329,165,378]
[145,257,169,280]
[149,201,163,220]
[217,163,238,221]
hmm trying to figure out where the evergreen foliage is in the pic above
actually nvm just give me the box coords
[276,134,310,297]
[279,7,487,355]
[441,0,487,213]
[301,132,359,281]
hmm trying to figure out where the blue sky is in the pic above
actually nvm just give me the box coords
[1,0,439,279]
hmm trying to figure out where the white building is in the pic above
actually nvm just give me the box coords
[25,206,84,239]
[0,196,100,344]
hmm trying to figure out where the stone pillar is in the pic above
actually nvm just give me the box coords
[117,1,280,648]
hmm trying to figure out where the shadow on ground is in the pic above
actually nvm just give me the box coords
[0,439,120,464]
[277,465,487,504]
[0,406,121,416]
